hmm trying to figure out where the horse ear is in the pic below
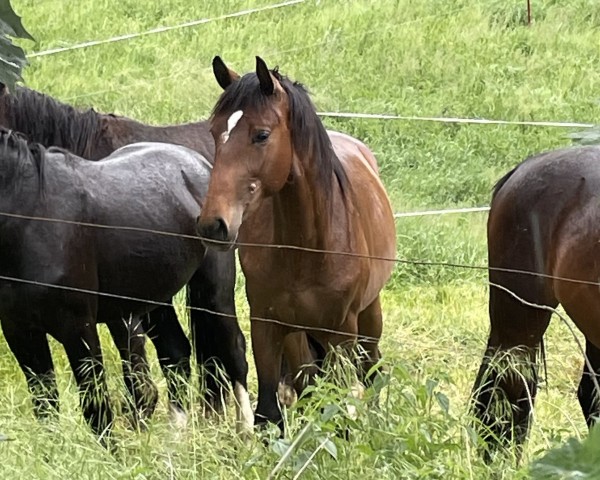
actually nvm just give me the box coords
[0,83,8,95]
[256,56,274,96]
[212,56,240,90]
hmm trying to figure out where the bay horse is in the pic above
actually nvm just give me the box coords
[0,85,245,420]
[0,129,253,438]
[197,56,396,429]
[471,145,600,459]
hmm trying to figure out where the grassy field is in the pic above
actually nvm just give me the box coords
[1,0,600,477]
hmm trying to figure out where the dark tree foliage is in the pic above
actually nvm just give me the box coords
[0,0,33,89]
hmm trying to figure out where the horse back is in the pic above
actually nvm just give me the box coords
[43,143,211,319]
[488,145,600,281]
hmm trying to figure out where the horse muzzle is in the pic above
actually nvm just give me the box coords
[196,216,236,251]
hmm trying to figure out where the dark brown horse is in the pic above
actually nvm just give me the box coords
[471,145,600,459]
[0,85,246,423]
[197,56,396,429]
[0,85,214,161]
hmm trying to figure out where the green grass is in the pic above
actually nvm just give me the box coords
[1,0,599,477]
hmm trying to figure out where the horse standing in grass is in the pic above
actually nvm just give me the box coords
[0,85,245,421]
[0,130,254,439]
[197,56,396,429]
[471,145,600,460]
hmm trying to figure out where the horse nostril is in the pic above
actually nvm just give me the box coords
[213,217,228,240]
[197,217,229,243]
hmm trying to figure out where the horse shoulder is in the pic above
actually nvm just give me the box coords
[327,130,380,174]
[328,132,393,221]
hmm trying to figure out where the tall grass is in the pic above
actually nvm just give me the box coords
[0,0,598,477]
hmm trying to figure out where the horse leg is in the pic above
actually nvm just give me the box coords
[59,317,113,440]
[357,295,384,385]
[252,320,286,432]
[142,305,191,422]
[470,279,554,461]
[282,332,321,402]
[578,339,600,428]
[1,320,58,419]
[188,249,251,431]
[106,316,158,429]
[552,241,600,431]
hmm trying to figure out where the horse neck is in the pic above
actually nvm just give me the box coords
[270,155,335,251]
[104,116,214,162]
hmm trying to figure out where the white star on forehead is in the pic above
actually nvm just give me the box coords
[221,110,244,144]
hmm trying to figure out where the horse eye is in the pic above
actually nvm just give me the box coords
[252,130,270,144]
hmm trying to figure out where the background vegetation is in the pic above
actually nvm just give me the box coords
[0,0,599,477]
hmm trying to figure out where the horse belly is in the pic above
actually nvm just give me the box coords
[95,235,202,320]
[247,279,351,332]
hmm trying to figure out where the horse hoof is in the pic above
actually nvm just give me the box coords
[203,392,226,419]
[169,405,188,430]
[346,382,365,421]
[277,382,297,408]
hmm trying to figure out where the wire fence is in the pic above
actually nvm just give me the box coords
[0,206,592,348]
[23,0,597,130]
[317,112,595,129]
[2,208,599,287]
[10,0,597,376]
[28,0,306,58]
[393,206,490,218]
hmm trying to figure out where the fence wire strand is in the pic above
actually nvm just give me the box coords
[12,1,597,417]
[2,208,600,347]
[3,209,600,288]
[28,0,306,58]
[317,111,595,129]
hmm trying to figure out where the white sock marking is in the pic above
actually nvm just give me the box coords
[169,405,188,430]
[234,381,254,434]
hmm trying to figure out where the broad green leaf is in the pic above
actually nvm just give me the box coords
[435,391,450,414]
[0,35,26,87]
[0,0,33,40]
[530,426,600,479]
[0,0,33,89]
[320,404,339,423]
[322,438,338,459]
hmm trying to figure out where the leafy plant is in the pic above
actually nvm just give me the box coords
[529,426,600,479]
[0,0,33,89]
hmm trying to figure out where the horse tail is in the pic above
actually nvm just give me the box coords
[492,164,519,201]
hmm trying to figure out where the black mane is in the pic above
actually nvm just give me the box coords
[211,68,349,201]
[0,127,47,195]
[0,86,103,158]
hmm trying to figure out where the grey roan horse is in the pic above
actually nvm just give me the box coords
[0,84,246,422]
[0,129,252,438]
